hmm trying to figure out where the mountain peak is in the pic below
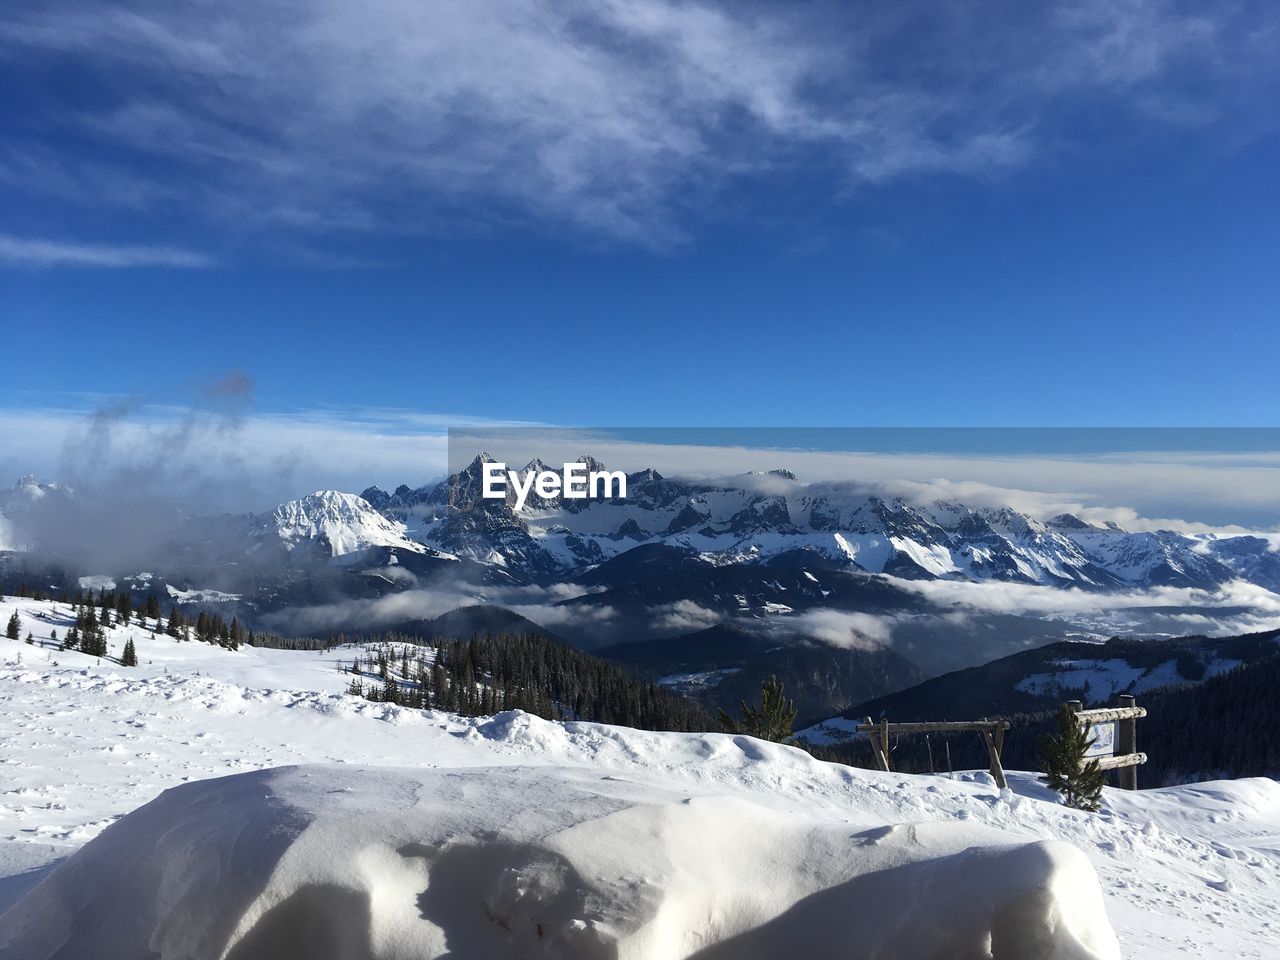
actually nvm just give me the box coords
[1048,513,1092,530]
[267,490,423,557]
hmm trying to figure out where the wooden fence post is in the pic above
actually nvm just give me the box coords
[853,718,1011,791]
[980,726,1009,790]
[863,716,891,772]
[1117,694,1138,790]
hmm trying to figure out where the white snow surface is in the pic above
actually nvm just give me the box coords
[1,597,1278,959]
[1014,657,1247,700]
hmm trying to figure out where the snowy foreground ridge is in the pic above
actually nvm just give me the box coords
[3,763,1119,960]
[1,597,1278,958]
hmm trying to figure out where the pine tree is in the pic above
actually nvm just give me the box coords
[25,631,34,645]
[121,638,138,667]
[382,675,400,705]
[6,611,20,641]
[1039,704,1105,812]
[719,675,796,742]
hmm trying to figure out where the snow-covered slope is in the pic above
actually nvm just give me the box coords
[260,490,426,558]
[1,595,1278,958]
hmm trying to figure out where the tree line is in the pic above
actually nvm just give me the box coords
[344,633,712,732]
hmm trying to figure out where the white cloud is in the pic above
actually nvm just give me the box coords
[790,579,1280,651]
[0,234,212,268]
[887,575,1280,620]
[0,402,465,513]
[257,580,614,636]
[259,587,481,635]
[6,407,1280,532]
[2,1,1274,246]
[650,600,721,634]
[782,608,895,651]
[507,603,617,630]
[449,428,1280,531]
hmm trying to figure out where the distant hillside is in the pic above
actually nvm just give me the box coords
[598,623,924,728]
[385,604,556,642]
[804,629,1280,739]
[802,642,1280,788]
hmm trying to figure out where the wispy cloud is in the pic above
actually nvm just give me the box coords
[445,428,1280,532]
[0,234,212,268]
[5,405,1280,530]
[782,609,895,651]
[884,576,1280,639]
[1,0,1274,246]
[0,403,458,512]
[887,577,1280,619]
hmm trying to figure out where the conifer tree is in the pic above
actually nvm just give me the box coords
[718,675,796,742]
[1039,704,1105,812]
[25,631,34,645]
[5,611,20,641]
[121,638,138,667]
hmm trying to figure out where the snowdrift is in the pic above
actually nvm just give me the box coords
[1,763,1119,960]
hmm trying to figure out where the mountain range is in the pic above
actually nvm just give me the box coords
[3,456,1279,725]
[357,454,1279,592]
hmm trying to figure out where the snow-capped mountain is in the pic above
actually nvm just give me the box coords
[360,455,1266,591]
[1,475,68,506]
[257,490,427,559]
[0,476,72,551]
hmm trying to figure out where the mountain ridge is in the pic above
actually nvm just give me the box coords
[353,455,1275,595]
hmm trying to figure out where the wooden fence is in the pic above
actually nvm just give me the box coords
[854,694,1148,792]
[855,717,1011,789]
[1068,695,1146,790]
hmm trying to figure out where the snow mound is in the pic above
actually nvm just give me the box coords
[0,764,1120,960]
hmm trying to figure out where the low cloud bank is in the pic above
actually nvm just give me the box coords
[781,609,896,651]
[258,580,610,637]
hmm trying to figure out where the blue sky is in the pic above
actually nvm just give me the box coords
[1,0,1278,431]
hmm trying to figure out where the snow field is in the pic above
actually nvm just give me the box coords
[1,596,1278,958]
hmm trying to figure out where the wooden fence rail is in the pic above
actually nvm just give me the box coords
[852,695,1148,793]
[1069,695,1144,790]
[855,717,1010,789]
